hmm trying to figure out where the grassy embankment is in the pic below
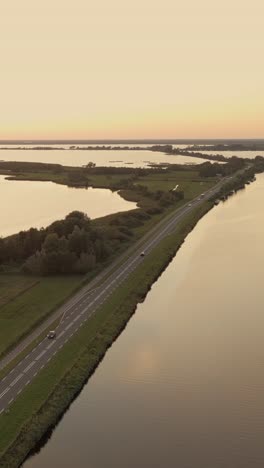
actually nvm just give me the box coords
[0,162,216,362]
[0,200,213,468]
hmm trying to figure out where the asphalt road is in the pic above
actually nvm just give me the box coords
[0,180,225,414]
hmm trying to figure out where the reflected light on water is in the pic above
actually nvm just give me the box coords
[0,176,136,237]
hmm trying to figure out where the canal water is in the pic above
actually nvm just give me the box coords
[24,174,264,468]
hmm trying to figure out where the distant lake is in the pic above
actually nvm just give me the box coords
[0,176,136,237]
[0,145,262,169]
[0,145,210,168]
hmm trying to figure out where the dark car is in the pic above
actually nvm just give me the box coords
[47,330,56,339]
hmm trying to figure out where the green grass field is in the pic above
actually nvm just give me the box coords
[7,172,131,189]
[0,276,81,359]
[0,276,39,308]
[137,170,216,198]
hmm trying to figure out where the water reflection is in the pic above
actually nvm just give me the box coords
[0,146,262,169]
[24,175,264,468]
[0,176,136,237]
[0,147,209,167]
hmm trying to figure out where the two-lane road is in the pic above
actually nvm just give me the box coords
[0,179,225,414]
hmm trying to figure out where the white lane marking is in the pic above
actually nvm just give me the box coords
[10,373,23,387]
[65,323,73,331]
[0,387,10,399]
[25,380,30,386]
[46,341,55,349]
[35,350,46,361]
[8,398,14,405]
[0,409,4,415]
[24,361,35,373]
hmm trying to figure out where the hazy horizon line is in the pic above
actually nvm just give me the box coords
[1,138,264,145]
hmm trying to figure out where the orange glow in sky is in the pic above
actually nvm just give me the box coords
[0,1,263,139]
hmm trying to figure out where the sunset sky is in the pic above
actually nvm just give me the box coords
[1,1,263,139]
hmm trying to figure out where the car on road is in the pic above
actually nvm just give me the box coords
[47,330,56,339]
[188,203,192,207]
[140,251,145,257]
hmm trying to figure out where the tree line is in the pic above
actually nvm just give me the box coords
[0,211,135,275]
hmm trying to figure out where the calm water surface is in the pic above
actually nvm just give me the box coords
[24,175,264,468]
[0,146,261,168]
[0,146,210,167]
[0,176,136,237]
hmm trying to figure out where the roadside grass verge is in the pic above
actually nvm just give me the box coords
[0,277,81,360]
[0,201,213,468]
[0,317,61,381]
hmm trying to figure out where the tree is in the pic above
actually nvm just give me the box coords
[43,233,60,253]
[68,226,89,256]
[85,161,96,168]
[23,251,42,275]
[74,252,96,274]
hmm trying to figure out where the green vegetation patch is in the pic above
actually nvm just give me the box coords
[137,170,216,198]
[0,276,81,359]
[0,276,38,309]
